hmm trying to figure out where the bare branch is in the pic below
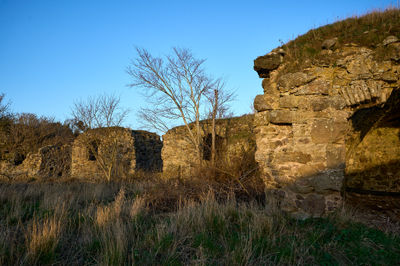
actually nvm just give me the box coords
[71,94,129,130]
[127,47,234,166]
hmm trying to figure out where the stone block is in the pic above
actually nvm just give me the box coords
[294,79,330,96]
[254,111,270,127]
[262,78,279,95]
[279,95,299,108]
[278,72,315,91]
[309,97,331,111]
[274,151,312,164]
[326,144,345,168]
[254,94,278,112]
[269,110,294,124]
[311,119,331,144]
[310,169,344,193]
[254,52,282,78]
[311,119,347,144]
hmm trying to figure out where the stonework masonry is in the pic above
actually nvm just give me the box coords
[0,144,71,180]
[162,115,255,177]
[253,38,400,218]
[71,127,162,179]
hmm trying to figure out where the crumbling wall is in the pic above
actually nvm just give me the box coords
[71,127,162,179]
[132,130,163,172]
[0,144,71,180]
[162,115,255,177]
[253,37,400,218]
[345,89,400,193]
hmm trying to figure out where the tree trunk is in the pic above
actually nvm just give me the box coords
[211,89,218,167]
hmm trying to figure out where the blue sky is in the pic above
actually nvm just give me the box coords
[0,0,397,131]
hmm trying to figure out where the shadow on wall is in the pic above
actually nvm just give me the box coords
[346,89,400,194]
[349,88,400,142]
[132,130,163,172]
[267,158,400,220]
[161,115,256,178]
[261,89,400,219]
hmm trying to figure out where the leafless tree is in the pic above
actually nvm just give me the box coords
[78,128,130,181]
[127,47,215,164]
[1,113,74,165]
[70,94,130,181]
[71,94,129,131]
[0,93,11,119]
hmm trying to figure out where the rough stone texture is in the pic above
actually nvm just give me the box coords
[132,130,163,172]
[254,45,400,218]
[254,51,284,78]
[345,90,400,193]
[0,144,71,180]
[71,127,162,179]
[162,115,255,177]
[383,35,399,46]
[321,37,338,50]
[0,127,162,180]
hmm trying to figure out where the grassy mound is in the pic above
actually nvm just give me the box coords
[279,8,400,74]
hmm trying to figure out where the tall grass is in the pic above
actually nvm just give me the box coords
[0,180,399,265]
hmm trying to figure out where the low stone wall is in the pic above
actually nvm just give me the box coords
[0,144,71,180]
[253,39,400,218]
[71,127,162,179]
[162,115,255,177]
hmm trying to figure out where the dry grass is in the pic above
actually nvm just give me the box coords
[26,213,64,263]
[0,179,399,265]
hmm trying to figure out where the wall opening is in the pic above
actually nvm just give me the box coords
[13,153,25,166]
[88,141,98,161]
[202,133,223,161]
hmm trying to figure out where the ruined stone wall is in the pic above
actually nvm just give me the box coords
[71,127,162,179]
[132,130,163,172]
[162,115,255,177]
[345,89,400,193]
[0,144,71,180]
[253,37,400,218]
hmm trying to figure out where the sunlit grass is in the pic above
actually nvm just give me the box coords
[0,180,399,265]
[278,8,400,75]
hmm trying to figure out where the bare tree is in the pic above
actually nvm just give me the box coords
[0,93,11,119]
[70,94,130,181]
[127,47,215,165]
[78,128,130,181]
[71,93,129,131]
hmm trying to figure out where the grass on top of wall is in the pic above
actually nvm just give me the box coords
[277,8,400,75]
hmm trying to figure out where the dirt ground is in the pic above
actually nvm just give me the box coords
[345,192,400,234]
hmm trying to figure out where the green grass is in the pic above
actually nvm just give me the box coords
[278,8,400,75]
[0,180,399,265]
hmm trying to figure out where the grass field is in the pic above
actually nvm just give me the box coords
[0,179,399,265]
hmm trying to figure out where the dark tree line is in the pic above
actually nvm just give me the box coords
[0,94,74,165]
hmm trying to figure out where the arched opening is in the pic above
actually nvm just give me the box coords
[345,89,400,212]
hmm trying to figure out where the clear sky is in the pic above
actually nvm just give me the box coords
[0,0,397,131]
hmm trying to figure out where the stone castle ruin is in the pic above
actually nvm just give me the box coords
[0,144,71,179]
[1,20,399,219]
[162,115,255,177]
[253,37,400,218]
[0,127,162,180]
[71,127,162,179]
